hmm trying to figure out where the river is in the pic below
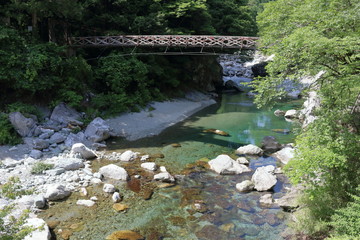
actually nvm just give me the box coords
[40,92,301,240]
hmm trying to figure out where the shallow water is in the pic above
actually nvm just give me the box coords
[40,93,301,240]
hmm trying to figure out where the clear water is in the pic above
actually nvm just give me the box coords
[40,93,301,240]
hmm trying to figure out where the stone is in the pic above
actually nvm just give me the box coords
[202,128,230,136]
[93,172,103,179]
[112,192,121,202]
[112,203,129,212]
[140,155,149,161]
[9,112,37,137]
[251,61,268,77]
[120,150,137,162]
[44,184,71,201]
[49,132,66,144]
[236,180,255,192]
[284,109,298,119]
[251,165,277,191]
[160,166,167,172]
[236,144,263,155]
[99,164,128,181]
[208,154,251,175]
[103,183,116,193]
[29,149,43,159]
[50,103,83,125]
[140,162,157,171]
[76,199,95,207]
[79,187,88,196]
[38,129,54,139]
[274,109,286,116]
[46,168,65,176]
[261,136,282,153]
[275,186,301,212]
[90,196,98,201]
[34,195,46,209]
[24,218,51,240]
[272,147,295,165]
[32,139,50,150]
[84,117,111,142]
[55,157,84,171]
[106,230,143,240]
[259,193,273,205]
[64,132,89,148]
[236,157,249,165]
[71,143,97,159]
[154,172,175,183]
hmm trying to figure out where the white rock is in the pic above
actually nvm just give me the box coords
[141,162,157,171]
[71,143,97,159]
[251,165,277,191]
[259,193,273,205]
[154,172,175,182]
[24,218,51,240]
[44,184,71,201]
[79,187,87,196]
[140,155,150,161]
[99,164,128,181]
[208,154,251,175]
[103,183,116,193]
[90,196,98,201]
[55,157,84,171]
[112,192,121,203]
[93,172,102,179]
[160,166,167,172]
[236,180,255,192]
[272,147,295,165]
[76,199,95,207]
[236,157,249,165]
[90,178,102,185]
[119,150,137,162]
[236,144,263,155]
[284,109,298,119]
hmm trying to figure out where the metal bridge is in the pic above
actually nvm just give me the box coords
[69,35,258,49]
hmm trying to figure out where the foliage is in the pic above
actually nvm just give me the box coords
[6,102,42,120]
[0,177,33,200]
[255,0,360,236]
[30,162,54,174]
[0,205,34,240]
[0,113,22,146]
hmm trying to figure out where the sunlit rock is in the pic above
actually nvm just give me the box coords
[236,144,263,156]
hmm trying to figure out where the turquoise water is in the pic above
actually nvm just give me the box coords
[41,93,301,240]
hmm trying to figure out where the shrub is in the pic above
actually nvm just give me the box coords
[0,177,33,199]
[0,113,22,146]
[0,205,34,240]
[30,162,54,175]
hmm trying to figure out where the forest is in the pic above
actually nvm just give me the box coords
[0,0,359,239]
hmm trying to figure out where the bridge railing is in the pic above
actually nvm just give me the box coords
[69,35,258,49]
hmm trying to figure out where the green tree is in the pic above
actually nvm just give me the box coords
[254,0,360,236]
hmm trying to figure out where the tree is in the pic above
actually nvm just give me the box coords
[254,0,360,236]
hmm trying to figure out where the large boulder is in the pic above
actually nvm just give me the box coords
[261,136,282,153]
[55,157,84,170]
[24,218,51,240]
[71,143,97,159]
[208,154,251,175]
[84,117,111,142]
[9,112,37,137]
[50,103,83,126]
[284,109,299,119]
[236,144,263,156]
[49,132,66,144]
[64,132,91,148]
[251,165,277,191]
[272,147,295,165]
[99,164,128,181]
[44,184,71,200]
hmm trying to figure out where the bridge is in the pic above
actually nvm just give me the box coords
[69,35,258,49]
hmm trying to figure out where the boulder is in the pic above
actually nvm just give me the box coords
[44,184,71,200]
[65,132,87,148]
[251,61,268,77]
[141,162,157,171]
[236,144,263,156]
[32,139,49,150]
[154,172,175,183]
[71,143,97,159]
[29,149,43,159]
[9,112,37,137]
[261,136,282,153]
[76,200,95,207]
[50,103,83,126]
[236,157,249,165]
[49,132,66,144]
[103,183,116,193]
[120,150,138,162]
[38,129,54,139]
[274,109,286,116]
[208,154,251,175]
[251,165,277,191]
[99,164,128,181]
[224,80,242,92]
[85,117,111,142]
[112,192,121,203]
[24,218,51,240]
[34,195,46,209]
[272,147,295,165]
[236,180,255,192]
[259,193,273,205]
[55,158,84,171]
[284,109,299,119]
[275,186,301,212]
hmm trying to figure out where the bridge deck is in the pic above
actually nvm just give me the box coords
[69,35,258,49]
